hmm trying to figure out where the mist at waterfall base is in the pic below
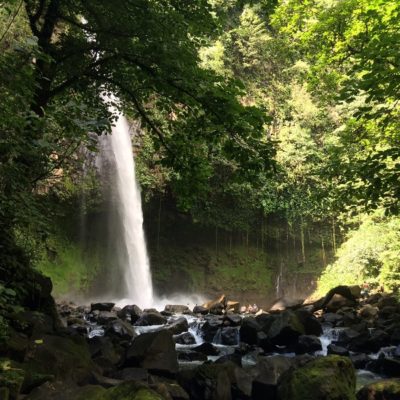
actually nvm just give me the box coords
[85,107,205,309]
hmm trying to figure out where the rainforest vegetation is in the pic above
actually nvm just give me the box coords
[1,0,400,300]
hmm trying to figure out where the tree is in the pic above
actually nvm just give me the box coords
[0,0,276,268]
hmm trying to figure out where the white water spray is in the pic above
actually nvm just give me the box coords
[96,104,153,308]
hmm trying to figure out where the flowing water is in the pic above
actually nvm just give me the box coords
[96,105,153,308]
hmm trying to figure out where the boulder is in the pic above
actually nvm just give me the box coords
[174,332,196,345]
[134,312,167,326]
[277,355,356,400]
[327,344,350,356]
[201,316,223,342]
[377,296,398,310]
[104,381,164,400]
[116,305,142,323]
[164,305,190,314]
[105,319,136,340]
[267,310,305,346]
[357,379,400,400]
[124,330,178,375]
[295,309,322,336]
[166,317,189,335]
[326,294,357,312]
[90,303,115,312]
[178,351,208,362]
[295,335,322,354]
[220,327,239,346]
[110,367,148,382]
[193,342,220,356]
[97,311,118,325]
[88,336,123,370]
[178,362,235,400]
[224,314,242,327]
[193,306,208,315]
[359,304,379,320]
[24,334,98,384]
[239,317,261,345]
[151,382,189,400]
[25,382,106,400]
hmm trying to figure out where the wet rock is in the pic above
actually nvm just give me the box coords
[151,382,189,400]
[134,311,167,326]
[201,316,223,342]
[366,293,383,305]
[359,304,379,320]
[9,311,55,338]
[220,327,239,346]
[166,317,189,335]
[97,311,118,325]
[379,306,398,320]
[174,332,196,345]
[110,367,148,382]
[193,306,208,315]
[277,355,356,400]
[105,319,136,340]
[377,296,398,310]
[322,312,343,326]
[214,353,242,367]
[327,344,349,356]
[239,317,261,345]
[178,362,235,400]
[88,336,123,368]
[164,305,190,314]
[89,371,122,388]
[178,351,207,362]
[224,314,242,327]
[350,353,369,369]
[193,342,220,356]
[116,305,142,323]
[357,378,400,400]
[124,330,178,375]
[90,303,115,312]
[295,309,322,336]
[326,294,357,312]
[295,335,322,354]
[267,310,305,346]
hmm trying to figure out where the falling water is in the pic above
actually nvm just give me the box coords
[96,105,153,308]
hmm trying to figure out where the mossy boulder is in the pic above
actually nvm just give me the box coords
[277,355,356,400]
[24,334,98,383]
[267,311,305,346]
[26,381,163,400]
[178,362,237,400]
[104,381,164,400]
[356,379,400,400]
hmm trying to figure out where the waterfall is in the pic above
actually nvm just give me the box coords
[96,105,153,308]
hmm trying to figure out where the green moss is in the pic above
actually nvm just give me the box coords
[104,382,164,400]
[0,359,25,400]
[357,379,400,399]
[35,241,100,297]
[278,355,356,400]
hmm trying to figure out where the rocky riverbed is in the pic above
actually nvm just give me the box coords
[1,287,400,399]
